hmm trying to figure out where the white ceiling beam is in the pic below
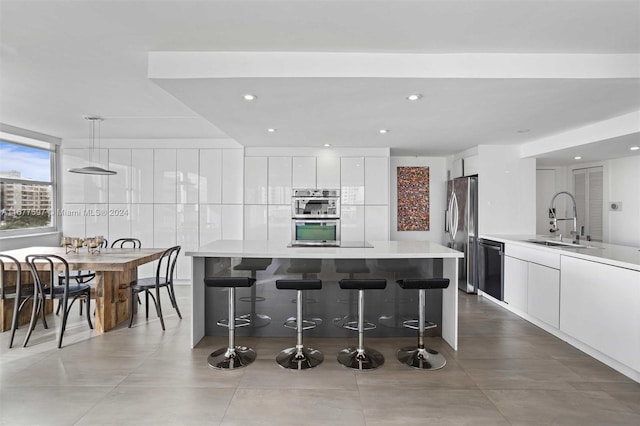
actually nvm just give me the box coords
[148,52,640,79]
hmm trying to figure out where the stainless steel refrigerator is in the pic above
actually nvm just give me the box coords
[445,176,478,293]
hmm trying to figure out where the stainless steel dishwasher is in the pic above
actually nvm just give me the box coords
[478,238,504,301]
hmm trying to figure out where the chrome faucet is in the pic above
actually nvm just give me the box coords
[549,191,579,243]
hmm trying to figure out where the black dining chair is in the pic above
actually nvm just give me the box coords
[56,238,108,316]
[128,245,182,330]
[24,254,93,348]
[111,238,142,248]
[1,254,38,348]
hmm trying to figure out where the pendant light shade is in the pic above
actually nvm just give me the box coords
[68,116,117,175]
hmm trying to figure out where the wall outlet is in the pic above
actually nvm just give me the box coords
[609,201,623,211]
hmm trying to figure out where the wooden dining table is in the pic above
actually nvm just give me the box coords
[0,246,167,333]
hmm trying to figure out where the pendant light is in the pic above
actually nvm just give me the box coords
[68,116,116,175]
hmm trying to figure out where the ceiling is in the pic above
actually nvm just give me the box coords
[1,0,639,161]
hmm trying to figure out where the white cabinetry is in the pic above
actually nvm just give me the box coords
[364,157,389,205]
[316,156,340,189]
[560,256,640,371]
[222,150,243,204]
[341,205,365,241]
[154,149,177,204]
[268,157,292,204]
[199,150,222,204]
[504,255,528,312]
[527,263,560,328]
[132,149,154,204]
[293,157,316,188]
[244,157,267,204]
[341,157,364,205]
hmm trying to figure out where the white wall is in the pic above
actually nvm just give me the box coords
[607,156,640,247]
[390,156,447,242]
[477,145,536,235]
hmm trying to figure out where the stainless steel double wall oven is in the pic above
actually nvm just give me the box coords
[291,189,341,246]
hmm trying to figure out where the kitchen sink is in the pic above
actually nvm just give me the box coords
[522,239,595,249]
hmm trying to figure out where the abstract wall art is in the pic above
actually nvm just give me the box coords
[397,166,430,231]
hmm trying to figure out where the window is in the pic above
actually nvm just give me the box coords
[0,140,56,233]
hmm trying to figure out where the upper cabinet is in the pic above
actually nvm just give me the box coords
[365,157,389,205]
[199,149,222,204]
[244,156,268,204]
[222,150,244,204]
[177,149,199,204]
[292,157,316,188]
[108,149,131,204]
[131,149,153,204]
[153,149,177,204]
[341,157,364,205]
[316,156,340,189]
[268,156,292,204]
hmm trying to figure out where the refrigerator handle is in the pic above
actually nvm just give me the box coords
[450,192,459,240]
[444,209,449,232]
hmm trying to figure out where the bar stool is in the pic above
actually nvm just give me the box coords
[395,278,450,370]
[376,259,419,328]
[286,258,322,324]
[337,278,387,370]
[333,259,370,327]
[275,279,324,370]
[204,277,257,369]
[233,258,272,328]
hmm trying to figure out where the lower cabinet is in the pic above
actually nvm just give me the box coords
[560,256,640,371]
[527,262,560,328]
[504,255,528,312]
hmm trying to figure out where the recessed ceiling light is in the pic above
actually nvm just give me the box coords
[574,156,582,160]
[517,129,531,133]
[406,94,423,101]
[379,129,389,134]
[267,128,277,133]
[323,143,331,147]
[630,146,639,151]
[243,94,257,101]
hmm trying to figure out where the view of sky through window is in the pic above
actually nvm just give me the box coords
[0,140,51,181]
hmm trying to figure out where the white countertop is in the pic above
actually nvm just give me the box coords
[482,235,640,271]
[186,240,464,259]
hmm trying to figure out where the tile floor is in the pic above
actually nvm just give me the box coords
[1,287,639,425]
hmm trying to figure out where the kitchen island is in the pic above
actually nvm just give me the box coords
[481,235,640,383]
[186,240,462,349]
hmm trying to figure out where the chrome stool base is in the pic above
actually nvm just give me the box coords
[337,347,385,370]
[208,346,257,370]
[276,346,324,370]
[397,346,446,370]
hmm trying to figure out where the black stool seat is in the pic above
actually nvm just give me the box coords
[276,279,322,291]
[233,258,272,271]
[339,278,386,290]
[395,277,450,370]
[396,278,450,290]
[205,276,257,370]
[205,277,256,288]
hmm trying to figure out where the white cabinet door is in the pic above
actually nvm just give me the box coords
[244,205,268,240]
[527,263,560,328]
[503,255,528,312]
[365,157,389,205]
[108,149,131,204]
[365,205,389,241]
[177,150,199,204]
[222,150,243,204]
[131,149,154,204]
[341,205,365,241]
[268,205,292,244]
[222,204,243,239]
[153,149,177,204]
[62,203,85,237]
[244,157,268,204]
[268,157,292,204]
[199,149,222,204]
[560,256,640,371]
[130,203,155,277]
[341,157,364,205]
[293,157,316,188]
[316,156,340,189]
[108,203,131,242]
[176,204,199,280]
[199,204,222,246]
